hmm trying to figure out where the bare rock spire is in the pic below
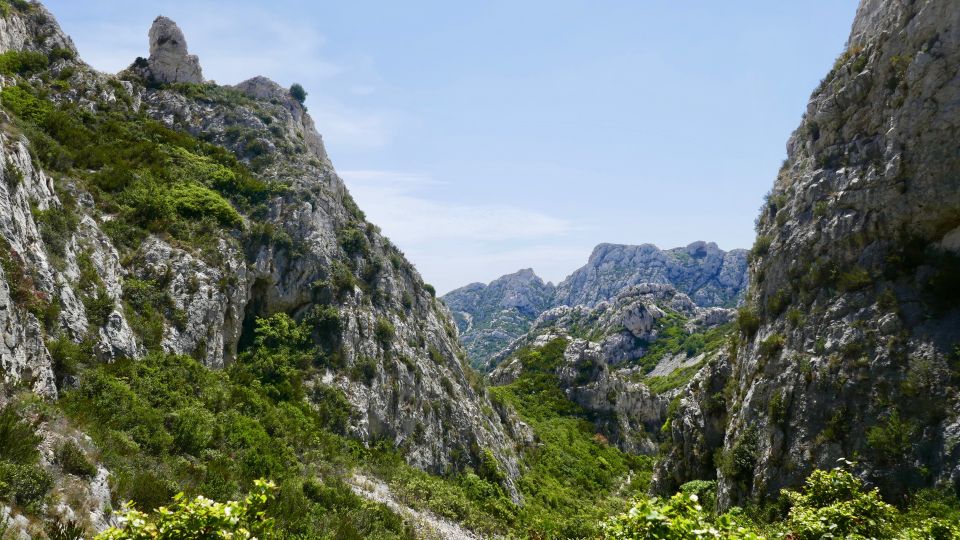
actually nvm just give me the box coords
[146,16,203,84]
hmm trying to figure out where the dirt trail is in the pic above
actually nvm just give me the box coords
[349,473,482,540]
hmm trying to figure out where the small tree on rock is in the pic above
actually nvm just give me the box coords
[289,83,307,105]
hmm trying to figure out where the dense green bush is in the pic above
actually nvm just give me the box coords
[0,406,52,510]
[55,439,96,477]
[169,182,242,227]
[289,83,307,105]
[0,405,41,464]
[757,334,784,359]
[736,308,760,338]
[349,356,378,385]
[0,51,48,75]
[601,491,761,539]
[0,460,52,509]
[750,236,771,260]
[59,315,411,537]
[32,202,80,262]
[783,466,896,539]
[96,479,278,540]
[375,317,396,348]
[338,225,368,256]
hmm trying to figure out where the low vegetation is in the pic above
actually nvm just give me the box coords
[602,464,960,539]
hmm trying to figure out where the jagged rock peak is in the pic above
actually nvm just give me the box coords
[146,16,203,84]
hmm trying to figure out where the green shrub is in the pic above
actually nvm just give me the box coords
[783,465,896,539]
[350,356,378,385]
[0,406,41,464]
[1,84,54,123]
[289,83,307,105]
[33,203,79,260]
[337,225,368,256]
[122,277,175,350]
[0,50,49,75]
[719,427,759,488]
[169,182,242,227]
[750,235,772,260]
[3,161,22,190]
[306,305,341,342]
[867,410,915,466]
[837,266,872,291]
[83,286,114,327]
[737,308,761,338]
[48,336,88,380]
[55,439,96,477]
[167,406,215,455]
[374,317,395,348]
[330,261,356,296]
[758,334,785,359]
[601,491,761,539]
[423,283,436,298]
[0,461,52,508]
[96,479,278,540]
[765,289,789,316]
[311,385,353,435]
[813,201,829,218]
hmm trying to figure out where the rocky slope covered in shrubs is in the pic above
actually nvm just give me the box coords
[0,3,524,536]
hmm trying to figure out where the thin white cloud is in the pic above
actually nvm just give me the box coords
[340,170,584,293]
[341,170,572,244]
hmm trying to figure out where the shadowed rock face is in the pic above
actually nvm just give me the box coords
[146,16,203,84]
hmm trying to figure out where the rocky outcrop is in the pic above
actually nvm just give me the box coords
[443,269,555,369]
[554,242,747,309]
[490,283,734,453]
[145,16,203,84]
[445,242,747,369]
[654,0,960,507]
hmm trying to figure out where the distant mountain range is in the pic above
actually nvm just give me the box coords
[443,241,747,369]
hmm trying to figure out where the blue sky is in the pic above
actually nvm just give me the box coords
[45,1,859,294]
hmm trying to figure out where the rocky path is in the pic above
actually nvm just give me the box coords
[349,473,482,540]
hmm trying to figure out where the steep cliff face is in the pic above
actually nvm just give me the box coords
[0,3,522,517]
[655,0,960,507]
[444,241,746,369]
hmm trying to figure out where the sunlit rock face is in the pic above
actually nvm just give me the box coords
[654,0,960,508]
[146,16,204,84]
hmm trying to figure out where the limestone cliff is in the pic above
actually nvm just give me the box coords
[490,283,734,454]
[0,4,524,533]
[654,0,960,507]
[444,241,746,369]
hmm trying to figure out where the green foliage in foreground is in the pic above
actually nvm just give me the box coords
[602,465,960,539]
[96,479,278,540]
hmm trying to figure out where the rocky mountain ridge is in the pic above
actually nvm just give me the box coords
[444,241,747,369]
